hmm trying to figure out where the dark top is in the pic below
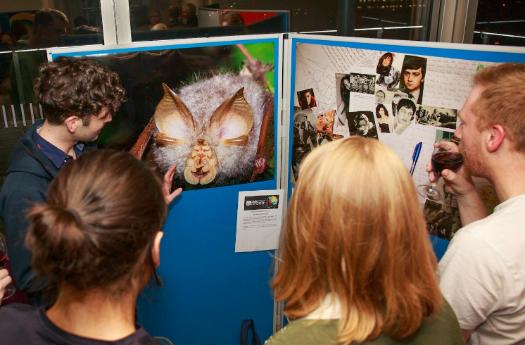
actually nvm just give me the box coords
[265,300,464,345]
[33,130,84,169]
[0,303,159,345]
[0,120,94,302]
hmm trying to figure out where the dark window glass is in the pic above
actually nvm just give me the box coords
[0,50,47,190]
[473,0,525,46]
[129,0,293,42]
[354,0,434,41]
[0,1,103,52]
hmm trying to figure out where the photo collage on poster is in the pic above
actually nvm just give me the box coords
[81,41,276,190]
[292,48,463,183]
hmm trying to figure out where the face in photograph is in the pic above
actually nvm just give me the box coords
[343,78,351,91]
[347,111,377,138]
[382,55,392,67]
[376,104,389,121]
[375,90,385,104]
[376,53,394,74]
[376,104,391,133]
[394,98,415,134]
[298,88,317,110]
[356,114,372,135]
[316,111,334,134]
[400,55,427,103]
[402,67,424,92]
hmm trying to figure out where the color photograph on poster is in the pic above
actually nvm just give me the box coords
[297,88,317,109]
[75,41,276,190]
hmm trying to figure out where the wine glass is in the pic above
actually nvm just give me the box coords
[0,233,16,301]
[417,147,464,201]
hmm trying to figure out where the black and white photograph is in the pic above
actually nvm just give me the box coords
[333,73,351,136]
[392,97,416,135]
[375,89,386,104]
[416,105,458,129]
[375,52,401,91]
[399,55,427,104]
[346,111,378,138]
[349,73,376,94]
[292,108,317,181]
[375,103,392,133]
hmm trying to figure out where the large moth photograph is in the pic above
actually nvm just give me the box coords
[84,39,277,190]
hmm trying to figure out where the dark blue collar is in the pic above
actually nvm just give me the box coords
[32,129,85,169]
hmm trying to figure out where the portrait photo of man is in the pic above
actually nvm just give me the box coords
[393,98,416,134]
[297,88,317,110]
[399,55,427,104]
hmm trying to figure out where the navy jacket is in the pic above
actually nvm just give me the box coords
[0,120,94,300]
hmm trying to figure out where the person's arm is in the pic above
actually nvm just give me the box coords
[0,269,12,302]
[1,177,46,293]
[429,141,488,225]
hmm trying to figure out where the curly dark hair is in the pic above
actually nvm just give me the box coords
[34,57,126,125]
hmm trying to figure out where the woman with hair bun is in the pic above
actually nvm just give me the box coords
[267,137,464,345]
[0,149,168,344]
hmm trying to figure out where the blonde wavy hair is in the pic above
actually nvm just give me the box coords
[272,137,441,344]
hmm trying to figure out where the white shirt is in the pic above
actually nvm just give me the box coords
[439,194,525,345]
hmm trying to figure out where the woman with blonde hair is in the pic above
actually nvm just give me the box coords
[0,150,168,344]
[267,137,463,345]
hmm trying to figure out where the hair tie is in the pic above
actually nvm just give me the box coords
[64,207,82,225]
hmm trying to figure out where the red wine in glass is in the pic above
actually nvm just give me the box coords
[432,151,464,177]
[417,149,464,201]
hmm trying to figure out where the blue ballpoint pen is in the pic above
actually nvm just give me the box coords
[409,142,423,175]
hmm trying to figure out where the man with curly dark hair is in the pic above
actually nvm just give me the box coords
[0,57,125,305]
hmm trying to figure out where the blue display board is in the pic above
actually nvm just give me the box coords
[286,34,525,259]
[50,34,283,345]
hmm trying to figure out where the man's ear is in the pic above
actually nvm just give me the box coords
[486,124,505,153]
[64,115,80,133]
[152,231,164,268]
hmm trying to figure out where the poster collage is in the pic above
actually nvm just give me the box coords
[292,43,492,240]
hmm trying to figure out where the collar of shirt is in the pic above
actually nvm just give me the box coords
[32,129,85,169]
